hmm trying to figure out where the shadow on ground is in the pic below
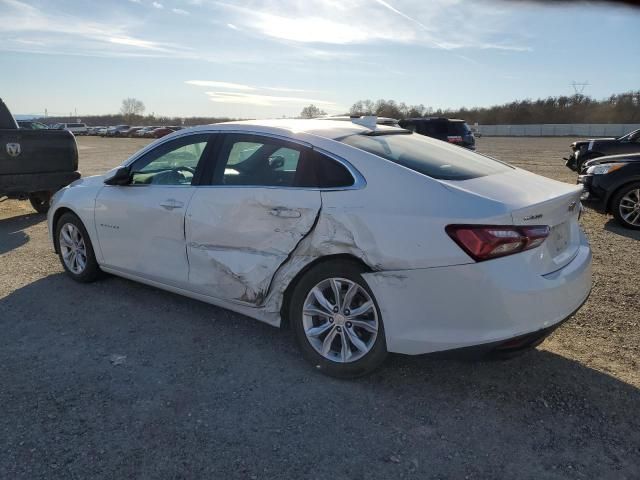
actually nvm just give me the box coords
[604,218,640,240]
[1,273,639,479]
[0,212,44,254]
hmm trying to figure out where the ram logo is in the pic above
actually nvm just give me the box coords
[568,201,578,213]
[6,143,21,158]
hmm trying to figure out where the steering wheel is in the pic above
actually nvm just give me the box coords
[174,165,196,174]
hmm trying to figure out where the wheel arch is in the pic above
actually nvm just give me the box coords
[279,253,373,329]
[51,206,76,253]
[605,177,640,213]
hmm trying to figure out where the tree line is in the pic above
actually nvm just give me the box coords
[37,98,234,127]
[346,91,640,124]
[39,113,235,127]
[37,91,640,127]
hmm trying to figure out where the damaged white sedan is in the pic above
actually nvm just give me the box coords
[48,119,592,377]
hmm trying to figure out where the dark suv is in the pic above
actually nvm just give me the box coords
[399,118,475,150]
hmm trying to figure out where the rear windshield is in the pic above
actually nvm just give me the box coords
[339,133,511,180]
[449,122,471,136]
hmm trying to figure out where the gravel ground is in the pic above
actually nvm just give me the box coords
[1,136,638,479]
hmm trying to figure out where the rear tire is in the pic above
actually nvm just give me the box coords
[289,260,387,378]
[29,191,51,214]
[55,212,103,282]
[611,182,640,230]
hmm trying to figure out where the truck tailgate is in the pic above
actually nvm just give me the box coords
[0,129,78,175]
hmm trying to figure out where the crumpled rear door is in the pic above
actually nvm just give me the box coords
[185,187,321,306]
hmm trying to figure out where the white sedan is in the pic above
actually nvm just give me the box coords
[48,119,592,377]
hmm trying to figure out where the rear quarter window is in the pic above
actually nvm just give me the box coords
[294,152,354,188]
[449,122,471,136]
[339,133,511,181]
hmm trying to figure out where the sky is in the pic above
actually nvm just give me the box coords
[0,0,638,119]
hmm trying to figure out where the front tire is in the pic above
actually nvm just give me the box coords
[289,260,387,378]
[612,182,640,230]
[55,212,103,282]
[29,191,51,213]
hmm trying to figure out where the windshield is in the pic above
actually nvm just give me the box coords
[339,132,511,180]
[618,129,640,141]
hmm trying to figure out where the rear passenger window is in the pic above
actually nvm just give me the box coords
[216,135,304,187]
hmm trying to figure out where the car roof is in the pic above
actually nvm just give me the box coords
[403,117,465,122]
[200,119,398,140]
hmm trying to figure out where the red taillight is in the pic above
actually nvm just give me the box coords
[447,135,463,143]
[446,225,550,261]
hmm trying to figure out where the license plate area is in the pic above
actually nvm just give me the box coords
[548,221,570,257]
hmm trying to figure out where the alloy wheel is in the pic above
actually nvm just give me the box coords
[59,223,88,274]
[302,277,379,363]
[619,188,640,226]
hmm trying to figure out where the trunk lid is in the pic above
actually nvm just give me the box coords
[441,168,583,274]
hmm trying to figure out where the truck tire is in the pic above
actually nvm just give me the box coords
[29,191,52,214]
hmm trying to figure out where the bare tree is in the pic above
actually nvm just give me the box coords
[300,104,326,119]
[120,98,145,123]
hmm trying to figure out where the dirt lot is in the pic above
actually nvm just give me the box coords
[1,136,639,479]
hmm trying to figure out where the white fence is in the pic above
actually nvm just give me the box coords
[476,124,640,137]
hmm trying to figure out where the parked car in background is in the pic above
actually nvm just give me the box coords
[565,128,640,172]
[47,119,591,377]
[105,125,130,137]
[150,126,180,138]
[87,126,106,135]
[17,120,49,130]
[97,127,109,137]
[578,152,640,229]
[1,98,80,213]
[136,126,158,137]
[52,123,88,136]
[123,126,144,137]
[399,118,476,150]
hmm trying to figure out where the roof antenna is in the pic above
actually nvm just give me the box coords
[351,116,378,131]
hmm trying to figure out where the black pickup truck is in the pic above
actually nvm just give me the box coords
[1,99,80,213]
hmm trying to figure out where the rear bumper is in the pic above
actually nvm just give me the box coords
[0,171,81,196]
[363,231,592,355]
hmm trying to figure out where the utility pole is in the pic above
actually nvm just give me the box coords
[570,81,590,96]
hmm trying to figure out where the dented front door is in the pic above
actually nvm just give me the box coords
[185,188,321,305]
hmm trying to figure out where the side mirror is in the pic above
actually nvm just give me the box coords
[104,166,131,185]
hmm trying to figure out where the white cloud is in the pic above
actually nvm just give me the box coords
[186,80,328,107]
[0,0,183,56]
[262,86,310,93]
[172,8,189,15]
[186,80,256,90]
[205,91,336,107]
[227,23,239,30]
[152,1,164,9]
[217,0,531,51]
[186,80,312,94]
